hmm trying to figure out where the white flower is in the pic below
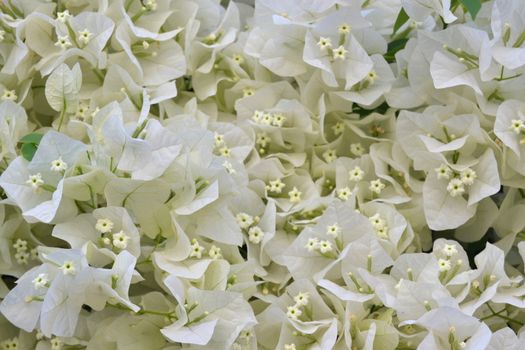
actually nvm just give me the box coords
[248,226,264,244]
[15,251,29,265]
[460,168,476,186]
[208,245,222,260]
[50,157,68,172]
[375,225,389,239]
[288,187,302,203]
[60,261,76,275]
[214,132,225,146]
[144,0,157,10]
[236,212,254,229]
[350,143,364,156]
[438,258,451,272]
[261,113,274,125]
[242,88,255,97]
[317,37,332,50]
[78,29,93,45]
[1,89,17,101]
[326,224,340,237]
[26,173,44,190]
[435,164,452,180]
[338,23,351,34]
[222,160,236,174]
[190,239,205,259]
[286,305,302,320]
[13,239,28,251]
[232,54,244,64]
[256,132,270,147]
[332,122,345,135]
[95,218,114,233]
[56,10,71,22]
[442,244,458,257]
[446,179,465,197]
[349,166,364,181]
[337,187,352,200]
[284,344,297,350]
[333,45,348,60]
[55,35,72,49]
[218,146,231,157]
[271,113,286,127]
[267,179,286,193]
[319,240,333,253]
[305,238,320,252]
[251,110,263,123]
[50,337,64,350]
[369,179,386,194]
[112,230,130,250]
[1,338,19,350]
[32,273,49,290]
[369,214,386,229]
[293,292,310,307]
[510,119,524,134]
[322,149,337,163]
[366,70,378,84]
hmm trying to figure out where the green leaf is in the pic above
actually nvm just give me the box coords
[393,8,409,35]
[460,0,481,20]
[384,38,409,63]
[21,143,38,161]
[19,133,43,145]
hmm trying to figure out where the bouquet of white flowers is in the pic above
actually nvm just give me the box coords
[1,0,525,349]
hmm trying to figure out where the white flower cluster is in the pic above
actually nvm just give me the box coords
[1,0,525,349]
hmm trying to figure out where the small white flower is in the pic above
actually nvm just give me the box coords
[190,239,205,259]
[286,305,302,320]
[236,212,254,229]
[60,261,76,275]
[144,0,157,10]
[326,224,340,237]
[232,53,244,64]
[248,226,264,244]
[56,10,71,22]
[55,35,72,49]
[256,132,270,147]
[1,89,17,101]
[435,164,452,180]
[261,113,274,125]
[349,166,364,181]
[32,273,49,290]
[242,87,255,97]
[375,225,389,239]
[267,178,286,194]
[50,337,64,350]
[322,149,337,163]
[336,187,352,201]
[317,36,332,50]
[332,121,345,135]
[1,338,19,350]
[272,113,286,127]
[460,168,476,186]
[366,70,378,83]
[338,23,351,34]
[284,344,297,350]
[13,238,28,252]
[442,244,458,257]
[26,173,44,190]
[251,110,264,123]
[222,160,236,174]
[78,28,93,45]
[319,240,333,253]
[438,258,451,272]
[333,45,348,60]
[288,187,302,203]
[208,245,222,260]
[369,214,386,229]
[305,238,320,252]
[293,292,310,306]
[95,218,114,233]
[50,157,68,172]
[214,132,225,147]
[369,179,385,194]
[510,119,524,134]
[218,146,231,157]
[112,230,130,250]
[350,143,365,156]
[446,179,465,197]
[15,251,29,265]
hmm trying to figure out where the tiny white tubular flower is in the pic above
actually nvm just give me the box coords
[337,187,352,201]
[112,230,130,249]
[1,89,17,101]
[438,258,451,272]
[442,244,458,257]
[375,225,389,239]
[242,87,255,97]
[26,173,44,190]
[446,178,465,197]
[248,226,264,244]
[236,212,254,229]
[101,237,111,245]
[218,146,231,157]
[50,157,68,172]
[369,179,386,194]
[251,110,264,123]
[190,239,205,259]
[305,238,320,252]
[319,240,333,253]
[55,35,72,49]
[332,121,345,135]
[144,0,157,10]
[510,119,524,134]
[326,223,340,237]
[460,168,476,186]
[369,213,386,229]
[267,178,286,193]
[50,337,64,350]
[293,292,310,307]
[349,166,364,181]
[322,149,337,163]
[435,164,452,180]
[350,143,364,156]
[15,251,29,265]
[333,45,348,60]
[56,10,71,22]
[286,304,302,320]
[256,132,270,147]
[366,70,378,84]
[272,113,286,127]
[232,53,244,64]
[208,245,222,260]
[1,338,19,350]
[95,218,114,233]
[32,273,49,290]
[60,261,76,275]
[13,238,28,251]
[338,23,351,34]
[78,28,93,45]
[261,112,274,125]
[317,36,332,50]
[222,160,236,174]
[284,344,297,350]
[288,187,302,203]
[214,132,225,146]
